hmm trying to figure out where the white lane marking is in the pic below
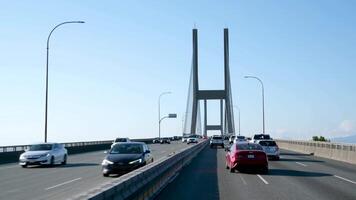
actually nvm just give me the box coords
[238,174,247,185]
[334,175,356,185]
[45,177,82,190]
[295,162,307,167]
[257,174,269,185]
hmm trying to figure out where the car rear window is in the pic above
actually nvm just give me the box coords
[213,136,222,140]
[29,144,53,151]
[259,141,277,146]
[115,138,127,142]
[253,134,270,140]
[236,136,245,140]
[236,143,263,151]
[111,143,143,154]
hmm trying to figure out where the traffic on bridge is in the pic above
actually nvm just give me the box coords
[1,1,356,200]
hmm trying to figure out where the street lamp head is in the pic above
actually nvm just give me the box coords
[76,21,85,23]
[168,113,177,118]
[244,76,252,78]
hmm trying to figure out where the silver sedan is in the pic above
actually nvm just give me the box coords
[19,143,68,167]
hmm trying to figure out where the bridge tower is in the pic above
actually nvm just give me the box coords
[183,28,235,137]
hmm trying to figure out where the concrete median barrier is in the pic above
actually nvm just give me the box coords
[276,139,356,165]
[72,139,209,200]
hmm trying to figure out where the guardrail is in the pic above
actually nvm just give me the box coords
[276,139,356,165]
[0,138,156,165]
[73,139,209,200]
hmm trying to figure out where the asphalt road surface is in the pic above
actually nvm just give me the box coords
[156,145,356,200]
[0,141,188,200]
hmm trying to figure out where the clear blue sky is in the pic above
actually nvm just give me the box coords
[1,1,356,146]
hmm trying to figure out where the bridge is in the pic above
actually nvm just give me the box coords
[1,29,356,200]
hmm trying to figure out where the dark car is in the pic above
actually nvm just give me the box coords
[101,142,153,177]
[152,138,160,143]
[225,142,268,173]
[160,138,171,144]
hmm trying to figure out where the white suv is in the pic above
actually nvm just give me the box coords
[210,135,224,148]
[111,138,130,148]
[251,134,271,144]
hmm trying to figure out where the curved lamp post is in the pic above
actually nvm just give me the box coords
[158,92,172,139]
[244,76,265,134]
[44,21,85,142]
[159,113,177,139]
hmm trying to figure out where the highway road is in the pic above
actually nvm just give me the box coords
[0,141,188,200]
[156,145,356,200]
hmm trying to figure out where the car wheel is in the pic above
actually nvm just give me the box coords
[222,144,225,148]
[262,166,268,174]
[61,155,67,165]
[103,173,109,177]
[50,156,55,167]
[21,164,27,168]
[230,167,235,173]
[226,161,230,169]
[151,158,154,163]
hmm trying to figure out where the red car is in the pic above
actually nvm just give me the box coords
[225,142,268,173]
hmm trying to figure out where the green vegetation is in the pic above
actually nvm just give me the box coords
[312,136,330,142]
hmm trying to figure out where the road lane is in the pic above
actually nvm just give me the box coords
[156,146,356,200]
[0,141,189,200]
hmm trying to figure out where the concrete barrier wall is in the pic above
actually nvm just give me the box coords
[0,138,155,165]
[73,139,209,200]
[276,139,356,165]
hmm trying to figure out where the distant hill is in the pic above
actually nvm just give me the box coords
[331,134,356,144]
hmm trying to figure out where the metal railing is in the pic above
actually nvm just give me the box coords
[276,139,356,152]
[0,140,113,153]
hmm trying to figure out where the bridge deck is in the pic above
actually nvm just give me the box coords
[0,141,187,200]
[156,145,356,200]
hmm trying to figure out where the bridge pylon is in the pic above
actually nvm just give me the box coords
[183,28,235,137]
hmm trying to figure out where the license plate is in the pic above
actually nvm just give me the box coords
[248,154,255,159]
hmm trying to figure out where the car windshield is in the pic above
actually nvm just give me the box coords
[236,143,263,151]
[114,138,127,142]
[259,141,277,146]
[110,143,143,154]
[253,134,270,140]
[29,144,53,151]
[213,136,222,140]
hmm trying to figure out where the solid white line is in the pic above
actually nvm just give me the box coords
[257,174,269,184]
[334,175,356,185]
[45,177,82,190]
[295,162,307,167]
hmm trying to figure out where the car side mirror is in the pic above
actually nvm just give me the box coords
[145,150,151,154]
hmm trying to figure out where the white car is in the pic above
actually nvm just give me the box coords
[233,135,247,143]
[187,137,198,144]
[19,143,68,168]
[229,136,236,144]
[251,134,271,143]
[111,138,130,148]
[182,137,189,143]
[258,140,280,160]
[210,135,224,148]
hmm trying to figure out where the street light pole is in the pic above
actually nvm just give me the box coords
[44,21,85,143]
[244,76,265,134]
[234,106,241,136]
[158,92,171,139]
[159,113,177,139]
